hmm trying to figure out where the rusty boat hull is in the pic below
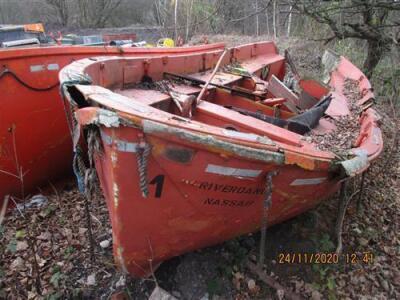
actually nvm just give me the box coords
[0,43,225,202]
[60,41,383,277]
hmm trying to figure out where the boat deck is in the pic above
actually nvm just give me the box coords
[113,68,337,137]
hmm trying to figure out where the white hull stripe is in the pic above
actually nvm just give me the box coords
[290,177,327,186]
[206,164,262,178]
[30,65,45,72]
[101,132,138,153]
[30,64,60,72]
[47,63,60,71]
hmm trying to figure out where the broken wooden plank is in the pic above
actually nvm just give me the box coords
[261,97,286,106]
[164,72,263,100]
[268,75,300,113]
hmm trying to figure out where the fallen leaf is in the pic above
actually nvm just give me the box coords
[37,231,51,241]
[100,240,110,248]
[16,240,28,251]
[15,230,26,239]
[247,279,256,291]
[11,257,25,271]
[277,289,285,300]
[115,275,126,288]
[87,273,96,286]
[311,290,322,300]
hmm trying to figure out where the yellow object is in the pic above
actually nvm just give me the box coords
[24,23,45,33]
[157,38,175,48]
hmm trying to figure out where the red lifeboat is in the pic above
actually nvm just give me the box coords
[59,41,383,277]
[0,42,225,203]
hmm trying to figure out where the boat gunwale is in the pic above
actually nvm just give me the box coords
[0,42,226,60]
[325,54,384,165]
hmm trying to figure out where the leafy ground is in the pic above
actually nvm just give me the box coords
[0,36,399,299]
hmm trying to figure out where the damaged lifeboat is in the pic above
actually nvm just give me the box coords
[60,41,383,277]
[0,42,225,202]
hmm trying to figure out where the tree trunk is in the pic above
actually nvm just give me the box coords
[185,0,193,42]
[276,0,280,37]
[287,5,292,37]
[273,0,277,39]
[255,0,259,37]
[363,40,385,79]
[59,0,69,26]
[78,0,88,27]
[174,0,179,43]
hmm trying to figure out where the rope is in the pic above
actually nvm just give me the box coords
[72,125,100,195]
[0,68,59,91]
[84,128,100,262]
[73,146,87,193]
[58,72,93,194]
[263,171,276,210]
[56,69,96,262]
[136,142,152,198]
[75,127,101,194]
[87,128,101,167]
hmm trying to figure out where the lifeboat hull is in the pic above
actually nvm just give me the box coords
[93,122,339,277]
[0,43,225,201]
[60,41,383,277]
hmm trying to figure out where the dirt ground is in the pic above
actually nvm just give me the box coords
[0,36,399,299]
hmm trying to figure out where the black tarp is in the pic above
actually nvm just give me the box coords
[228,94,332,135]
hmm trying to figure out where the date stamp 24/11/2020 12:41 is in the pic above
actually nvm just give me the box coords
[277,252,374,265]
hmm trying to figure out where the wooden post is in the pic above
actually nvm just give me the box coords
[335,181,349,254]
[258,171,277,268]
[357,171,367,214]
[196,49,228,104]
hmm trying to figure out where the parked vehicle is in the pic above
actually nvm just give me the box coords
[0,23,51,48]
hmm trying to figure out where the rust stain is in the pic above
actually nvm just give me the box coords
[147,137,165,157]
[284,151,316,170]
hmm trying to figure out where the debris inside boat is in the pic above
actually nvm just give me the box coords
[59,41,382,277]
[304,78,366,156]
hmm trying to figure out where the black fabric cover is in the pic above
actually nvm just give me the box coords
[227,94,332,135]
